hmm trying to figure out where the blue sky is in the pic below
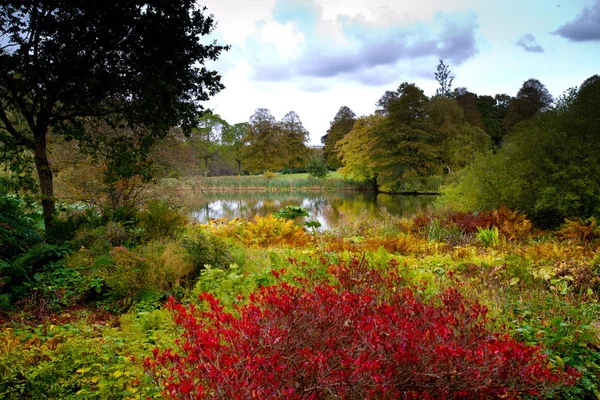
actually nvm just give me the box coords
[201,0,600,145]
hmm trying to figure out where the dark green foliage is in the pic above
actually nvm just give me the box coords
[272,206,310,220]
[306,156,330,179]
[444,76,600,227]
[46,206,104,244]
[182,231,234,281]
[321,106,356,168]
[503,78,554,132]
[0,243,71,309]
[0,193,42,259]
[0,0,228,229]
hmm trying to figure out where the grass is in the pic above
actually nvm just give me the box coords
[158,171,441,194]
[159,171,372,192]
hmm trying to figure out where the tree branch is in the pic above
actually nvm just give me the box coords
[0,106,34,149]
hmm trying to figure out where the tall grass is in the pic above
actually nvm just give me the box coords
[161,174,443,193]
[163,175,373,191]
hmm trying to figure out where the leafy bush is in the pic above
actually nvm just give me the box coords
[305,156,330,179]
[146,268,578,399]
[477,226,499,248]
[0,244,70,309]
[181,229,234,281]
[558,217,600,244]
[208,215,312,247]
[46,206,103,244]
[137,200,187,241]
[0,192,42,259]
[272,205,309,220]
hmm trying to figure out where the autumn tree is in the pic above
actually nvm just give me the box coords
[0,1,227,229]
[336,115,381,190]
[321,106,356,168]
[350,83,439,191]
[242,108,286,173]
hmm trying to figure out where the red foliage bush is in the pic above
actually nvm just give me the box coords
[145,262,578,399]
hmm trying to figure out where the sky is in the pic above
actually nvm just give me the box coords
[199,0,600,145]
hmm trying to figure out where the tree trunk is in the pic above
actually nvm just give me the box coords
[33,128,56,232]
[237,159,241,176]
[371,175,379,193]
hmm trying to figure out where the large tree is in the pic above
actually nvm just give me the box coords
[0,1,228,229]
[503,78,554,132]
[242,108,285,173]
[279,111,309,169]
[191,113,228,177]
[321,106,356,168]
[222,122,249,176]
[444,76,600,227]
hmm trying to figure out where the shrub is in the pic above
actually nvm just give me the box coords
[209,215,311,248]
[305,157,330,179]
[477,226,499,248]
[558,217,600,244]
[137,200,187,241]
[146,269,578,399]
[181,230,234,282]
[0,192,42,259]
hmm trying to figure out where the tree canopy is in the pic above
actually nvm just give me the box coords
[0,0,228,229]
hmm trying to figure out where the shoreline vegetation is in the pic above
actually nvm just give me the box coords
[158,173,443,195]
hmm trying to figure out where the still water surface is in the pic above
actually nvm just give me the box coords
[184,191,436,230]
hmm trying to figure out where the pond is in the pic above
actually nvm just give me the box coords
[182,191,437,230]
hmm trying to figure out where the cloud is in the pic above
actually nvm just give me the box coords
[244,0,480,86]
[516,34,544,53]
[554,0,600,42]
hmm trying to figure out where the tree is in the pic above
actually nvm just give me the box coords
[242,108,285,173]
[222,122,249,176]
[444,77,600,227]
[191,113,228,177]
[361,83,437,191]
[427,97,491,173]
[279,111,309,169]
[336,115,381,190]
[503,79,554,132]
[306,156,329,179]
[385,83,429,126]
[476,94,510,146]
[321,106,356,168]
[435,59,454,98]
[0,1,228,229]
[453,90,484,129]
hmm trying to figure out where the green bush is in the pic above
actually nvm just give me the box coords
[137,200,187,241]
[0,244,71,309]
[0,192,42,259]
[46,206,104,244]
[182,229,234,282]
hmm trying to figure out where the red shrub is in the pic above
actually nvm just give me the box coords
[145,264,578,399]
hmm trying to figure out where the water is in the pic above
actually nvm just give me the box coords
[183,191,437,230]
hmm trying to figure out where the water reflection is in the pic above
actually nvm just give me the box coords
[184,191,436,230]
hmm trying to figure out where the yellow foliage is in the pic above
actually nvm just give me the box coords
[208,215,312,248]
